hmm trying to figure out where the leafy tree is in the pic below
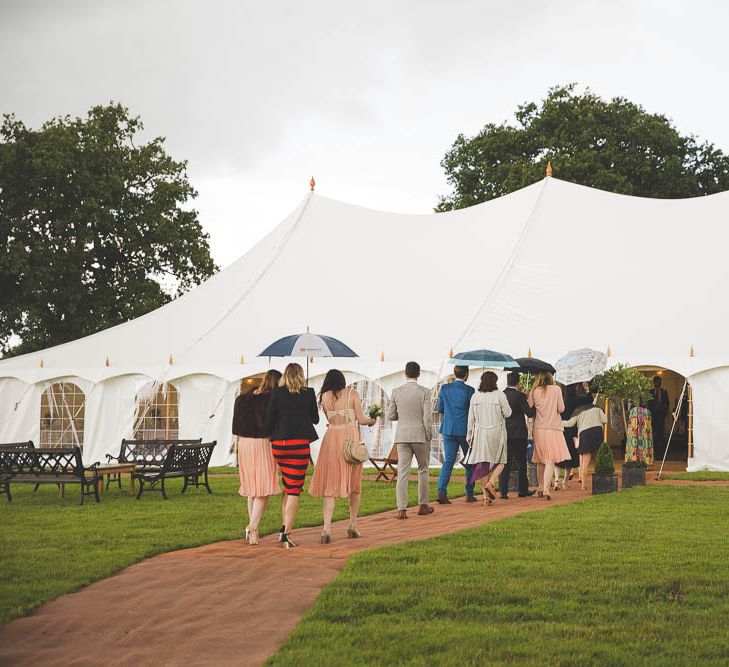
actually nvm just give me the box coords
[0,103,217,356]
[593,363,653,437]
[437,84,729,210]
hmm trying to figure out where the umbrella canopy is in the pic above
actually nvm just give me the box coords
[447,349,519,369]
[554,348,607,385]
[259,332,357,358]
[515,357,556,374]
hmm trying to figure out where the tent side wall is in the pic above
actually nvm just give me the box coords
[687,366,729,471]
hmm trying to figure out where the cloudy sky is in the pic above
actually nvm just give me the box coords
[2,0,728,267]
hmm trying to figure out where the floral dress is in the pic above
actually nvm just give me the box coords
[625,406,654,464]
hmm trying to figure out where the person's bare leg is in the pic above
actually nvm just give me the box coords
[349,491,361,529]
[537,463,545,488]
[489,463,505,491]
[284,494,299,534]
[543,462,555,497]
[249,496,269,530]
[322,496,336,534]
[580,454,591,491]
[280,492,288,520]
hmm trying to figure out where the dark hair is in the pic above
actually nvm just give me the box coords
[453,365,469,380]
[405,361,420,379]
[479,371,498,393]
[566,383,579,397]
[254,369,282,395]
[319,369,346,405]
[506,371,520,387]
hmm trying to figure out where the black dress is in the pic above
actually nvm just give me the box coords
[557,394,593,469]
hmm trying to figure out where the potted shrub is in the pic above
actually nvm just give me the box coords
[593,363,653,487]
[592,441,618,494]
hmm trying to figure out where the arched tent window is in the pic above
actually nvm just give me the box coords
[346,378,392,458]
[40,382,85,449]
[133,382,179,440]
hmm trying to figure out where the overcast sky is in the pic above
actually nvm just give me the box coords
[2,0,728,267]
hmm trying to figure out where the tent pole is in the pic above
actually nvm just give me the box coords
[657,379,687,479]
[687,384,693,459]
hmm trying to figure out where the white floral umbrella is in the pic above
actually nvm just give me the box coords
[554,348,607,385]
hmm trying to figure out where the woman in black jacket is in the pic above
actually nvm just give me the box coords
[265,363,320,548]
[232,369,282,545]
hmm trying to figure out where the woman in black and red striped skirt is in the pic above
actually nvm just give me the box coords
[265,363,320,548]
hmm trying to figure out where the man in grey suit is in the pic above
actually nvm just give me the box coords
[386,361,435,519]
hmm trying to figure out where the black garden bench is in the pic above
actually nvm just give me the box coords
[105,438,202,490]
[133,441,216,499]
[0,446,100,504]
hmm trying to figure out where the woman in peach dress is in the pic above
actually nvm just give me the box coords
[310,369,375,543]
[232,369,282,545]
[528,371,570,500]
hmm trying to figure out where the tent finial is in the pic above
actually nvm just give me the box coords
[380,351,385,363]
[240,354,245,364]
[689,344,695,357]
[168,353,174,365]
[527,347,532,358]
[310,176,315,191]
[105,356,110,367]
[448,347,453,358]
[546,161,553,177]
[607,345,612,357]
[39,357,44,368]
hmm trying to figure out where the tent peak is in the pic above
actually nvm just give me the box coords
[310,176,315,191]
[546,160,553,177]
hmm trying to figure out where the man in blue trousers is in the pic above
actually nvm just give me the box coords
[436,365,476,503]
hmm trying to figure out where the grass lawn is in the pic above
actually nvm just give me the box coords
[270,486,729,666]
[0,472,466,625]
[661,471,729,481]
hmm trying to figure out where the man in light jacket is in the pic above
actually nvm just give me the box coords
[387,361,434,519]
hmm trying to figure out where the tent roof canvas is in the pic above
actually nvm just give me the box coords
[2,176,729,383]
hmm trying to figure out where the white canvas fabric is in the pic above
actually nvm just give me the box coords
[1,177,728,469]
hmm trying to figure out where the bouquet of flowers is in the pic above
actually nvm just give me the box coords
[368,403,384,419]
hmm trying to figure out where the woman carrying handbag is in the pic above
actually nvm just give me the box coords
[309,369,375,543]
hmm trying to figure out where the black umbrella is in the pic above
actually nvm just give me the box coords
[515,357,556,374]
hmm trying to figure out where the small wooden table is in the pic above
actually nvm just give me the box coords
[79,463,136,496]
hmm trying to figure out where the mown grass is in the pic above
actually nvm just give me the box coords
[661,471,729,481]
[270,486,729,666]
[0,472,465,625]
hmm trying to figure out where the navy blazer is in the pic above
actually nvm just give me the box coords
[437,380,475,437]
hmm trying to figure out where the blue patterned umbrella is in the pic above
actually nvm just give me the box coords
[447,349,518,369]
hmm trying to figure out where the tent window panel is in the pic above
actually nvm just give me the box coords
[346,379,392,458]
[430,382,445,464]
[40,382,85,449]
[133,382,179,440]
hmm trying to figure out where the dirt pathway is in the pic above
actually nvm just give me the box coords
[0,488,587,666]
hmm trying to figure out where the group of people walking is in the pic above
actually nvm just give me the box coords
[233,363,374,548]
[233,360,606,548]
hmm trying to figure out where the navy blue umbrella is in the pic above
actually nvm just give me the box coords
[447,349,519,369]
[259,329,358,382]
[515,357,556,374]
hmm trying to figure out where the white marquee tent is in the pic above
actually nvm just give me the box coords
[2,176,729,470]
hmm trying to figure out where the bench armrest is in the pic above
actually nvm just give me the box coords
[105,454,119,463]
[85,462,101,471]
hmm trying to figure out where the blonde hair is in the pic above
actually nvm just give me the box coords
[532,370,554,393]
[280,363,306,393]
[254,369,282,395]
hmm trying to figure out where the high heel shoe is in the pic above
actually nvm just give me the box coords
[545,493,552,501]
[281,533,297,549]
[537,490,544,498]
[484,482,496,501]
[277,525,285,543]
[321,530,331,544]
[248,528,259,546]
[347,524,361,539]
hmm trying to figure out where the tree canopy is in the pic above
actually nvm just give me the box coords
[437,84,729,211]
[0,103,217,356]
